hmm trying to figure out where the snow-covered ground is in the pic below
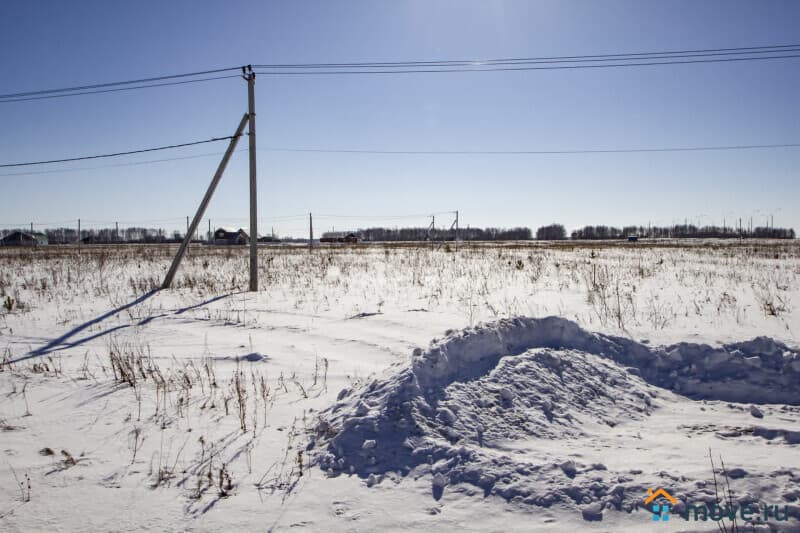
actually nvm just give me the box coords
[0,240,798,531]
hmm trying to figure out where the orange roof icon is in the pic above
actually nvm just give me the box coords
[644,487,677,506]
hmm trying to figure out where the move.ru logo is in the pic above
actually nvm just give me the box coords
[643,486,790,524]
[645,487,677,522]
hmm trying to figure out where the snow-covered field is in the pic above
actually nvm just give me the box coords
[0,240,798,531]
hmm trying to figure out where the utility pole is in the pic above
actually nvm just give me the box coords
[30,222,33,234]
[208,219,212,243]
[309,212,314,250]
[77,218,81,249]
[186,216,190,239]
[162,113,249,289]
[245,65,259,292]
[115,221,119,243]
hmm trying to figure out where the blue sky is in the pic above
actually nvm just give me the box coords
[1,0,798,236]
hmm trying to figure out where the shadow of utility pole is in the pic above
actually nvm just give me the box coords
[14,289,159,363]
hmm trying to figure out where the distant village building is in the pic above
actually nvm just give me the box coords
[320,232,358,244]
[213,228,250,245]
[0,231,48,246]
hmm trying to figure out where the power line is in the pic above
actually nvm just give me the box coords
[315,212,454,219]
[2,43,798,105]
[0,66,242,100]
[0,149,247,178]
[254,43,800,69]
[262,142,800,155]
[2,140,796,173]
[0,74,241,104]
[254,53,800,75]
[3,140,797,175]
[0,135,242,168]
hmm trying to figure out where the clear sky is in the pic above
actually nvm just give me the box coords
[1,0,798,237]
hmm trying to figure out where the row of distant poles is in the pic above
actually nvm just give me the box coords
[162,66,258,291]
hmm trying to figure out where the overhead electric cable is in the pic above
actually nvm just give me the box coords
[253,53,800,75]
[0,66,242,100]
[2,44,798,105]
[0,149,247,178]
[0,74,241,104]
[253,43,800,69]
[0,135,242,168]
[2,140,796,173]
[262,142,800,155]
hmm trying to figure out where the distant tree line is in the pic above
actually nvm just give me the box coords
[535,224,567,240]
[355,226,532,241]
[0,226,190,244]
[570,224,795,240]
[1,223,794,244]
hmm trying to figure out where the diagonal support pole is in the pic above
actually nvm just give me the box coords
[161,113,249,289]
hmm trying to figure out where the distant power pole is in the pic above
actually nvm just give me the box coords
[309,212,314,249]
[30,222,33,234]
[208,218,212,243]
[245,65,259,292]
[77,218,81,248]
[186,216,190,238]
[115,221,119,243]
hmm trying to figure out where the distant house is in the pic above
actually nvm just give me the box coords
[257,235,281,244]
[214,228,250,245]
[320,232,358,244]
[0,231,48,246]
[627,235,639,242]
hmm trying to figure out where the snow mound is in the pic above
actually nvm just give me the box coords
[408,316,800,404]
[312,317,800,511]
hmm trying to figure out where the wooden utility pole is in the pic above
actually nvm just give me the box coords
[208,219,211,243]
[162,113,249,289]
[30,222,33,234]
[77,218,81,249]
[309,212,313,249]
[245,65,259,292]
[115,222,119,243]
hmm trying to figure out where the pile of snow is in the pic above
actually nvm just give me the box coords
[312,316,800,515]
[408,316,800,405]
